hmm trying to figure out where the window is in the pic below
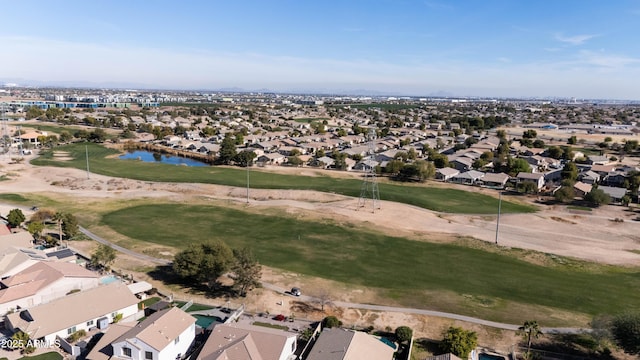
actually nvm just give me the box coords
[122,347,132,357]
[174,336,179,344]
[67,326,76,335]
[87,320,94,327]
[145,351,153,360]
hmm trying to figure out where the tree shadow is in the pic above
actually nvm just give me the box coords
[146,265,236,300]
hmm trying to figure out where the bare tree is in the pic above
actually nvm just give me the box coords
[315,288,333,312]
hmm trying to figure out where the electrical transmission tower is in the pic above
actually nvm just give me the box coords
[357,127,380,212]
[0,104,9,156]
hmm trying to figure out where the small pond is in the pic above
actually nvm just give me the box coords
[119,150,209,167]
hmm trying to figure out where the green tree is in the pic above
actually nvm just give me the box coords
[517,320,543,354]
[395,326,413,344]
[59,130,73,143]
[517,181,538,194]
[62,213,79,238]
[611,312,640,355]
[532,139,545,148]
[431,154,449,168]
[27,221,44,241]
[508,157,531,176]
[173,240,234,287]
[397,160,434,182]
[585,188,611,207]
[12,330,35,354]
[218,133,237,165]
[554,186,575,203]
[384,159,405,175]
[25,106,44,120]
[568,135,578,145]
[7,208,25,228]
[561,162,578,182]
[440,326,478,359]
[230,247,262,297]
[523,129,537,139]
[287,155,304,166]
[234,150,256,167]
[90,244,117,272]
[547,146,563,159]
[322,316,341,329]
[89,128,108,142]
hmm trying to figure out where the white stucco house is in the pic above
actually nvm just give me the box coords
[0,261,100,315]
[5,282,139,344]
[89,307,196,360]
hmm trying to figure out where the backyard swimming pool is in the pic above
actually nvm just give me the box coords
[193,315,223,329]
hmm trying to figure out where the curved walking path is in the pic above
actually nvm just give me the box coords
[0,202,587,333]
[78,226,171,265]
[75,224,586,334]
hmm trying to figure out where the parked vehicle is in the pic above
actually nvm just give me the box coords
[291,287,301,296]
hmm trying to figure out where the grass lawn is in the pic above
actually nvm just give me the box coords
[19,352,63,360]
[252,321,289,331]
[138,296,161,310]
[567,205,593,211]
[102,203,640,323]
[0,193,31,204]
[31,143,535,214]
[19,124,82,135]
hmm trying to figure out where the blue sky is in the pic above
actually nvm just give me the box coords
[2,0,640,99]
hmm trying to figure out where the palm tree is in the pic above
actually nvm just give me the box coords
[517,320,543,354]
[52,211,64,243]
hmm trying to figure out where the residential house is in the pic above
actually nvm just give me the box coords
[342,146,369,158]
[478,172,510,188]
[5,282,139,343]
[587,155,610,165]
[598,185,627,203]
[573,182,593,197]
[602,171,627,187]
[88,307,196,360]
[353,159,379,172]
[516,172,546,190]
[0,261,100,315]
[257,153,287,165]
[0,246,52,279]
[590,164,616,177]
[197,323,297,360]
[0,231,34,250]
[451,157,473,172]
[312,156,335,169]
[578,170,600,185]
[451,170,485,185]
[435,168,459,182]
[306,328,395,360]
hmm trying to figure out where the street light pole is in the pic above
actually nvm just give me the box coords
[246,164,250,204]
[495,191,502,245]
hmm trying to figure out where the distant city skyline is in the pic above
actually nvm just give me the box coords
[2,0,640,100]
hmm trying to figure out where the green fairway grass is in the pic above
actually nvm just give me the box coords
[102,203,640,321]
[31,143,536,214]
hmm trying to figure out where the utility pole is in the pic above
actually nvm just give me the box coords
[495,191,502,245]
[85,145,90,179]
[246,163,250,204]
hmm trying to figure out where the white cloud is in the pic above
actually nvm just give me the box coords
[577,50,640,68]
[554,33,598,45]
